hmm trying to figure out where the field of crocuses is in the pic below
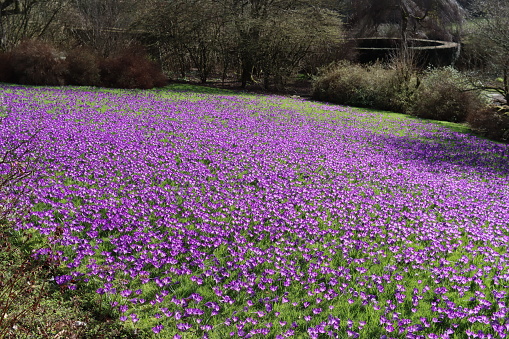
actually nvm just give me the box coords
[1,84,509,338]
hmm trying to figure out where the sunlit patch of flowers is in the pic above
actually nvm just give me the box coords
[1,85,509,338]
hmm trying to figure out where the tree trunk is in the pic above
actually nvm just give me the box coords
[238,25,259,89]
[400,1,408,48]
[240,59,253,88]
[0,14,4,50]
[504,66,509,104]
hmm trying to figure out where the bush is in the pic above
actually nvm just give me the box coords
[4,41,168,88]
[9,40,67,86]
[312,61,366,105]
[312,61,416,112]
[66,47,101,86]
[467,105,509,142]
[408,67,483,122]
[100,45,167,89]
[312,61,487,125]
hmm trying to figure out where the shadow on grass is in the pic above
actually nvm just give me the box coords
[379,130,509,176]
[352,107,474,135]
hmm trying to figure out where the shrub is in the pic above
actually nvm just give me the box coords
[9,40,67,86]
[312,62,487,125]
[100,45,167,89]
[312,61,366,105]
[467,105,509,142]
[408,67,483,122]
[312,61,417,112]
[66,47,101,86]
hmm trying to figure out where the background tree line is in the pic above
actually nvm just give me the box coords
[0,0,345,89]
[0,0,507,96]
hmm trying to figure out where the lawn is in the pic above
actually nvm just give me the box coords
[1,84,509,339]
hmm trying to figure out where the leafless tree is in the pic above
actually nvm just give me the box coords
[224,0,344,88]
[0,0,66,50]
[138,0,344,88]
[255,7,344,89]
[468,0,509,103]
[65,0,141,55]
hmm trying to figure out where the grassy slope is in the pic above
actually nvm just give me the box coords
[0,84,500,338]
